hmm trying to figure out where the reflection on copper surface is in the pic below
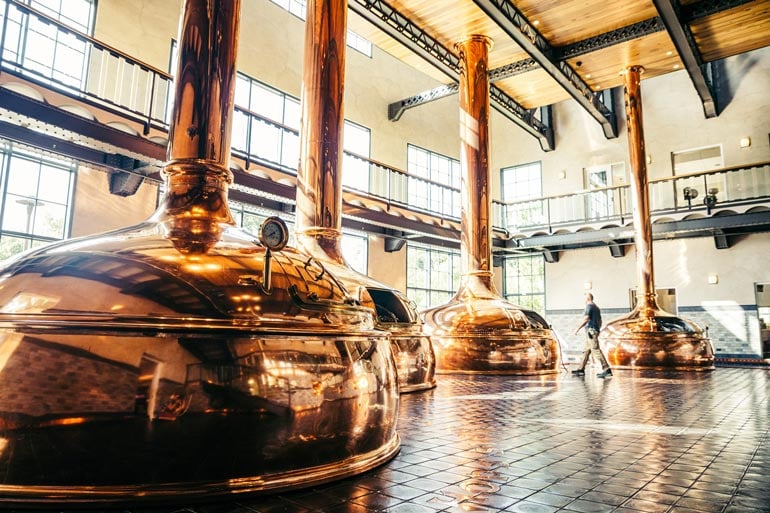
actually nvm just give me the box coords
[421,36,559,375]
[0,0,400,504]
[600,66,714,370]
[294,0,435,392]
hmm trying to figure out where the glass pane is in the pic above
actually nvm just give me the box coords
[2,194,37,233]
[32,201,66,238]
[342,154,369,192]
[241,211,265,236]
[37,165,71,203]
[283,98,301,130]
[234,74,251,108]
[7,157,40,196]
[407,246,428,288]
[231,110,249,152]
[250,119,281,163]
[251,82,283,121]
[408,288,427,312]
[341,233,367,275]
[343,122,370,156]
[280,131,300,170]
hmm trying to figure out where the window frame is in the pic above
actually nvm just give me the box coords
[0,145,76,259]
[502,253,546,316]
[406,242,461,311]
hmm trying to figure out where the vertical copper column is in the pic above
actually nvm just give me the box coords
[295,0,346,264]
[600,66,715,370]
[151,0,240,253]
[625,66,657,325]
[459,35,494,290]
[294,0,435,392]
[421,36,559,375]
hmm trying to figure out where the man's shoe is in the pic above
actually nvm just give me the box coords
[597,369,612,378]
[571,369,585,376]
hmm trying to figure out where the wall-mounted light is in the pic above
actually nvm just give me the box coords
[558,170,566,179]
[739,137,751,148]
[704,188,718,214]
[584,281,592,290]
[683,186,698,209]
[708,274,719,285]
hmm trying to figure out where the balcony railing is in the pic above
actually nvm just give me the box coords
[0,0,173,132]
[492,162,770,233]
[230,104,462,221]
[2,1,768,239]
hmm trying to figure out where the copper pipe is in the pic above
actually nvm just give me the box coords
[293,0,435,392]
[624,65,657,324]
[151,0,240,252]
[295,0,346,264]
[458,35,494,287]
[421,35,559,375]
[599,66,715,369]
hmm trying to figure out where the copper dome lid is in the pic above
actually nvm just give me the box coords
[0,0,400,504]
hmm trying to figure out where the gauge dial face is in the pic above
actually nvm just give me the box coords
[259,216,289,251]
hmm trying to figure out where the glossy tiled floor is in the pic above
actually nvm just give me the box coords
[12,367,770,513]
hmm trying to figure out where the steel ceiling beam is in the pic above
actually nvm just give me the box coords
[652,0,718,118]
[681,0,757,20]
[349,0,553,150]
[471,0,618,139]
[387,58,537,121]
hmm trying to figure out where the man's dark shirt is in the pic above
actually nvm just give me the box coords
[584,302,602,331]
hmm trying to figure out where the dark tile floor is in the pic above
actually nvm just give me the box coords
[11,367,770,513]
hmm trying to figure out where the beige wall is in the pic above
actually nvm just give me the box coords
[367,235,407,292]
[546,233,770,311]
[71,167,158,237]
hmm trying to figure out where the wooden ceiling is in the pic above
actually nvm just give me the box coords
[347,0,770,114]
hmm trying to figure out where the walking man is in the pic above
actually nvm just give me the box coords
[573,293,612,378]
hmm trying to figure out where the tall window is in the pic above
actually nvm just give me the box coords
[232,74,301,170]
[406,145,461,217]
[583,162,625,220]
[503,254,545,315]
[0,146,75,260]
[342,121,371,192]
[406,243,460,311]
[1,0,96,88]
[341,231,368,275]
[232,74,369,185]
[500,162,543,229]
[268,0,372,56]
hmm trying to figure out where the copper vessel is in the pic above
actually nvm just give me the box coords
[421,36,559,374]
[0,0,400,504]
[294,0,435,392]
[600,66,714,370]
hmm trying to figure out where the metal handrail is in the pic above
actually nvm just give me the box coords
[0,0,174,133]
[492,161,770,232]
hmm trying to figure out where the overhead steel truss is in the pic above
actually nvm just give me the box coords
[349,0,554,151]
[652,0,718,117]
[385,0,753,140]
[472,0,618,139]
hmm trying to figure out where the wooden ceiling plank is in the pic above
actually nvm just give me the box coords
[472,0,618,138]
[348,0,554,149]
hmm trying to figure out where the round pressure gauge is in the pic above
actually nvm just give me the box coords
[258,216,289,251]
